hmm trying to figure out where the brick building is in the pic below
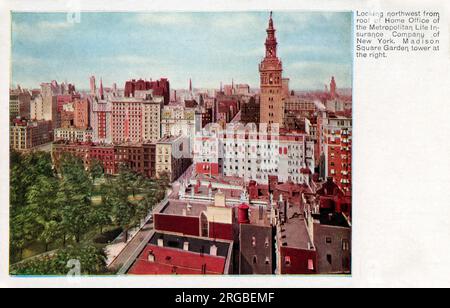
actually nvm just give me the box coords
[241,96,260,125]
[74,98,90,129]
[321,112,352,192]
[10,118,53,151]
[111,93,163,144]
[124,78,170,105]
[126,232,233,275]
[259,13,285,127]
[9,87,31,120]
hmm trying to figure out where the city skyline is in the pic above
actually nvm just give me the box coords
[12,12,353,90]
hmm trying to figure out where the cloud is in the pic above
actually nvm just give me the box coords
[12,19,75,43]
[13,55,42,66]
[133,13,195,26]
[102,55,161,65]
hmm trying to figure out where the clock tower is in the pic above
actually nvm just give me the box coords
[259,12,284,127]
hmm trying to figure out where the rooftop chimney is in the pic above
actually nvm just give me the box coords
[147,251,155,262]
[210,245,218,256]
[238,203,250,224]
[183,241,190,251]
[157,238,164,247]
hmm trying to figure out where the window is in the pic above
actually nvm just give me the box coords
[327,254,332,265]
[253,256,257,264]
[252,236,256,247]
[284,256,291,266]
[308,259,314,271]
[326,237,332,244]
[342,239,350,251]
[265,237,270,248]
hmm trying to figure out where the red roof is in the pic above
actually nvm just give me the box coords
[128,244,226,275]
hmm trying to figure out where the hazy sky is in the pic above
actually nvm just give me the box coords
[12,12,353,90]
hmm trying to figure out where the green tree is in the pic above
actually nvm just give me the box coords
[56,153,94,244]
[26,175,60,252]
[89,159,104,184]
[103,166,144,242]
[10,245,108,276]
[89,202,112,234]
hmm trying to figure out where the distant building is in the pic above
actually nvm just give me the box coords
[52,141,156,178]
[10,118,52,151]
[124,78,170,105]
[194,127,314,185]
[111,92,163,144]
[156,136,191,182]
[54,127,93,143]
[10,87,31,120]
[30,93,57,128]
[241,96,260,124]
[74,98,90,130]
[90,95,113,144]
[321,112,352,192]
[160,104,202,151]
[114,143,156,178]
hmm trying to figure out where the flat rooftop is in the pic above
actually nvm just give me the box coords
[127,232,231,275]
[160,199,209,217]
[279,203,314,250]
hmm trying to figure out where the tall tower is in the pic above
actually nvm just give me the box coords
[330,76,337,99]
[90,76,96,96]
[259,12,284,127]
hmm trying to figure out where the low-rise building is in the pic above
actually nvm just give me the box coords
[10,118,52,151]
[54,127,93,143]
[126,232,233,275]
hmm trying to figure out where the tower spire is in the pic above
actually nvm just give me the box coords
[265,12,277,58]
[99,78,104,99]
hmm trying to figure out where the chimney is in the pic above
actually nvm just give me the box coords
[157,238,164,247]
[182,208,187,216]
[183,241,189,251]
[210,245,218,256]
[147,250,155,262]
[238,203,250,224]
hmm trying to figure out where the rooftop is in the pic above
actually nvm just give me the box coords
[127,232,231,275]
[160,199,209,217]
[279,202,314,250]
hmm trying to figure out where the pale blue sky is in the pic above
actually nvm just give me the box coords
[12,12,353,90]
